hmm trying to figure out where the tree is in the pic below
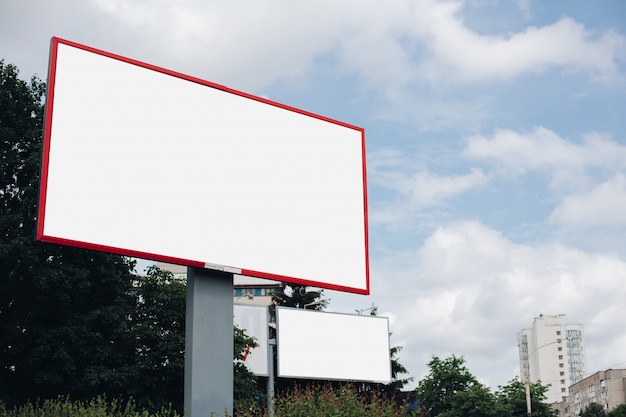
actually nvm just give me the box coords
[270,283,328,316]
[121,266,262,413]
[0,60,137,405]
[440,383,511,417]
[122,266,187,411]
[609,404,626,417]
[416,355,479,417]
[495,377,555,417]
[581,403,607,417]
[234,325,261,411]
[0,61,263,412]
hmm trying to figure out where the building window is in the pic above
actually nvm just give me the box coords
[560,372,565,376]
[559,355,563,360]
[558,347,563,351]
[557,330,561,335]
[561,380,566,384]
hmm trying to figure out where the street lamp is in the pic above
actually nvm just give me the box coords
[355,303,378,315]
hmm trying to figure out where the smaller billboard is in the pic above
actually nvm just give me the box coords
[234,304,269,376]
[276,307,391,383]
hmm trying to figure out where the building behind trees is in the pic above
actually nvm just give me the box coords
[518,314,587,404]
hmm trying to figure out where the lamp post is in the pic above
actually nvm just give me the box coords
[355,303,378,315]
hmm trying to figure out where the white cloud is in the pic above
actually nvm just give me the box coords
[3,0,621,101]
[464,128,626,190]
[408,168,490,206]
[550,173,626,226]
[413,1,625,84]
[80,0,624,93]
[382,221,626,387]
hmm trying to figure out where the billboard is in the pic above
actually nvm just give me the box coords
[38,37,369,294]
[233,304,269,376]
[276,307,391,383]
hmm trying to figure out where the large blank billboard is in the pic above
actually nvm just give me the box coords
[276,307,391,383]
[37,37,369,294]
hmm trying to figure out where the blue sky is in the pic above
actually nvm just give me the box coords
[2,0,626,390]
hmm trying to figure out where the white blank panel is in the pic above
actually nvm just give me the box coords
[276,307,391,383]
[233,304,269,376]
[38,38,369,294]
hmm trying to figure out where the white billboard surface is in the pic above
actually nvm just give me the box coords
[233,304,269,376]
[276,307,391,383]
[38,37,369,294]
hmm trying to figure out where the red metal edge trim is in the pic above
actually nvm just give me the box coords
[51,37,363,133]
[37,235,206,269]
[239,268,370,295]
[38,37,370,295]
[360,129,371,295]
[36,235,369,294]
[36,37,60,241]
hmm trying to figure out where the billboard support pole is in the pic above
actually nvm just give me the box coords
[185,267,233,416]
[267,338,276,417]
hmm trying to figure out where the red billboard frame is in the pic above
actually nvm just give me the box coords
[38,37,370,294]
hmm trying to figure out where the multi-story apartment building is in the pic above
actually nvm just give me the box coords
[156,262,281,306]
[518,314,587,404]
[555,369,626,416]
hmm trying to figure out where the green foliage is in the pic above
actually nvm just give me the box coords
[439,383,511,417]
[237,384,408,417]
[416,357,556,417]
[581,402,607,417]
[122,266,187,412]
[609,404,626,417]
[416,355,479,417]
[270,283,327,318]
[0,60,137,405]
[0,396,180,417]
[495,377,555,417]
[233,325,262,410]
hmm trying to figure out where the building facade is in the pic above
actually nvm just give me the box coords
[518,314,587,404]
[156,262,281,306]
[555,369,626,416]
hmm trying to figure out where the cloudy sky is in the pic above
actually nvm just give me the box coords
[2,0,626,391]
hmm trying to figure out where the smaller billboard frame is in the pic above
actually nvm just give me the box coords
[233,304,269,377]
[276,307,391,383]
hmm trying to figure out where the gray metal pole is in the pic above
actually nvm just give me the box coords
[185,267,234,417]
[267,338,276,417]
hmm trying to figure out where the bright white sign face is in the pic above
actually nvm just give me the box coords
[276,307,391,383]
[38,37,369,294]
[234,304,269,376]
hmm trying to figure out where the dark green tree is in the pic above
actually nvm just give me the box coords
[0,61,263,412]
[122,266,187,411]
[609,404,626,417]
[495,377,555,417]
[121,266,262,413]
[270,283,328,317]
[0,60,137,406]
[234,325,261,411]
[416,355,479,417]
[581,403,607,417]
[440,383,511,417]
